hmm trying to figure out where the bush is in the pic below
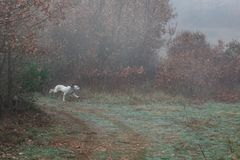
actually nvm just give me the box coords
[22,63,49,93]
[156,32,215,97]
[156,32,240,100]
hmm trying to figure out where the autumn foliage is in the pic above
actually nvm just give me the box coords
[40,0,174,81]
[156,32,240,101]
[0,0,73,107]
[78,66,145,91]
[1,0,240,106]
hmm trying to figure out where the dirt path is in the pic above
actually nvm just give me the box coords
[75,107,149,159]
[41,103,149,160]
[36,96,240,159]
[46,109,97,159]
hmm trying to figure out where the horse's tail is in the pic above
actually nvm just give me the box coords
[49,89,54,93]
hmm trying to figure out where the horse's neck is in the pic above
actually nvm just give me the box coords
[70,86,76,93]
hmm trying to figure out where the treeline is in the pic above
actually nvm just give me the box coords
[157,32,240,101]
[1,0,240,110]
[0,0,174,109]
[39,0,174,89]
[0,0,74,110]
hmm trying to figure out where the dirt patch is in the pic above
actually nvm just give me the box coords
[48,110,98,159]
[46,106,149,159]
[0,108,51,159]
[64,105,149,159]
[163,133,180,144]
[1,101,149,160]
[0,106,99,160]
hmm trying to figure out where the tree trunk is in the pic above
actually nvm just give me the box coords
[0,53,7,77]
[0,95,3,119]
[113,0,124,41]
[7,51,12,107]
[5,1,12,108]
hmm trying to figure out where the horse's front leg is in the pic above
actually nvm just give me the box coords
[63,93,66,101]
[73,93,79,98]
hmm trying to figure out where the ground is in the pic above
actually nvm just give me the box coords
[0,92,240,160]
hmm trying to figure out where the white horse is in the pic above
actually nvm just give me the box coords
[49,85,80,101]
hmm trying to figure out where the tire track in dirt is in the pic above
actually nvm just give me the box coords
[43,108,98,160]
[42,102,149,159]
[66,106,149,159]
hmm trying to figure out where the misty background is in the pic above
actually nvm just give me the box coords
[1,1,240,159]
[1,0,240,103]
[171,0,240,43]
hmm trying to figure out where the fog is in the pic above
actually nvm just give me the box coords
[171,0,240,43]
[1,1,240,159]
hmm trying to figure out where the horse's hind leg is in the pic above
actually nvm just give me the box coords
[63,93,66,102]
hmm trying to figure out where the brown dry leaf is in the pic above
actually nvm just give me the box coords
[232,153,238,160]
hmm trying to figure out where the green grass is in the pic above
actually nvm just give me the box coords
[17,123,77,160]
[20,145,75,160]
[36,91,240,160]
[78,89,189,105]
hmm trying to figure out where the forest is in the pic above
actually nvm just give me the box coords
[0,0,240,159]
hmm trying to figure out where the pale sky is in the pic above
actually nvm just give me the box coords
[171,0,240,43]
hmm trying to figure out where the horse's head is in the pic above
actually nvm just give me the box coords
[73,85,80,90]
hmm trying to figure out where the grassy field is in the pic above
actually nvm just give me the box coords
[1,92,240,159]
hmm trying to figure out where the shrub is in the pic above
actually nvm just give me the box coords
[22,63,49,93]
[156,32,240,101]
